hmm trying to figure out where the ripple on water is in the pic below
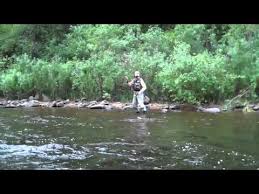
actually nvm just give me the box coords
[0,143,90,162]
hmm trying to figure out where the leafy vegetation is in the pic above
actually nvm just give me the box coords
[0,24,259,104]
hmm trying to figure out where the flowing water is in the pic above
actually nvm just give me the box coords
[0,108,259,170]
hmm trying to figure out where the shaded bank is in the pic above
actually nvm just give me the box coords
[1,98,259,113]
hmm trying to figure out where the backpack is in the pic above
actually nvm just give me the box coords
[132,78,142,91]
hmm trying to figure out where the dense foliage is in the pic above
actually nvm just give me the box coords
[0,24,259,104]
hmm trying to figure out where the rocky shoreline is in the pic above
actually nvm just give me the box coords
[0,98,259,113]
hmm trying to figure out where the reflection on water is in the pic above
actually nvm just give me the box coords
[0,108,259,169]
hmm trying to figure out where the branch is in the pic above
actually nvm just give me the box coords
[225,86,252,108]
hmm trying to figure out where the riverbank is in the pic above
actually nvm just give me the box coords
[1,98,259,113]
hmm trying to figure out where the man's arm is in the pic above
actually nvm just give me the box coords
[125,76,134,87]
[128,79,134,87]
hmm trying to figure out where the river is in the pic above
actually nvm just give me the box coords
[0,108,259,169]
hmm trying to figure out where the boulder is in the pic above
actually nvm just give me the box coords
[161,108,168,113]
[64,103,78,108]
[111,102,124,110]
[64,99,70,104]
[89,104,106,109]
[0,100,7,105]
[87,101,98,108]
[169,104,180,110]
[232,101,246,109]
[198,107,221,113]
[29,96,34,101]
[40,102,49,107]
[78,102,89,108]
[100,100,110,105]
[123,104,133,110]
[27,100,40,107]
[105,105,113,111]
[56,101,64,107]
[81,98,87,102]
[149,103,163,110]
[253,104,259,111]
[50,101,57,107]
[12,101,19,106]
[56,98,62,102]
[4,104,16,108]
[31,100,40,107]
[20,99,28,103]
[162,104,169,109]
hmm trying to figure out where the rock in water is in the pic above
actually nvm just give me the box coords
[105,105,113,111]
[89,104,106,109]
[169,104,180,110]
[78,102,89,108]
[100,100,110,105]
[29,100,40,107]
[87,101,97,107]
[198,107,220,113]
[253,104,259,111]
[50,101,57,107]
[56,101,64,107]
[161,108,168,113]
[21,100,40,107]
[29,96,34,101]
[4,104,16,108]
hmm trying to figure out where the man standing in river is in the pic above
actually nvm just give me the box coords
[125,71,147,113]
